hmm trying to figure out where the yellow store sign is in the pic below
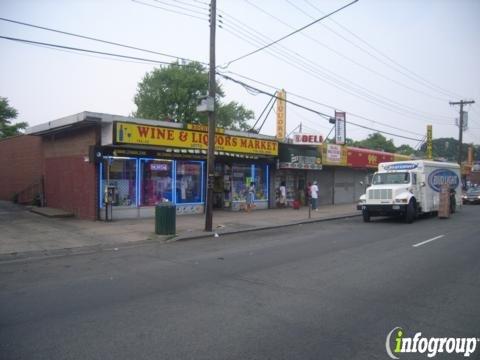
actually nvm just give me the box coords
[276,89,286,140]
[114,122,278,156]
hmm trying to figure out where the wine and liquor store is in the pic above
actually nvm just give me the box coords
[99,120,277,218]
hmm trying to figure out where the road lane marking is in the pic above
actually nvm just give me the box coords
[412,235,445,248]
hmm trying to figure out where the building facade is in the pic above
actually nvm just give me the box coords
[0,111,411,220]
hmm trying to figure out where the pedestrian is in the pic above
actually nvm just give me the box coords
[246,181,255,213]
[310,181,319,211]
[279,181,286,208]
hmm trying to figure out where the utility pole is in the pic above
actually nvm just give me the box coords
[450,100,475,165]
[205,0,216,232]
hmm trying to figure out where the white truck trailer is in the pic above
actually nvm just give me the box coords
[358,160,462,223]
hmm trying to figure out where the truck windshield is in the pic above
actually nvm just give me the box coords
[372,172,410,185]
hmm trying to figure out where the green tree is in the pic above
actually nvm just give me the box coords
[396,144,416,155]
[216,101,254,131]
[353,133,397,153]
[418,137,470,162]
[0,97,27,138]
[133,62,254,130]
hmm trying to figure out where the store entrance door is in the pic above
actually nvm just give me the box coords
[213,163,232,209]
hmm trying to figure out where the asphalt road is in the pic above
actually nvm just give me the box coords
[1,206,479,360]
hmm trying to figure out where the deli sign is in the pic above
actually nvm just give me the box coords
[292,133,323,145]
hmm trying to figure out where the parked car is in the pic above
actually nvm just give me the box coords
[462,188,480,204]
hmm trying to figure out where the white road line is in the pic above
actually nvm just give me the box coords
[412,235,445,248]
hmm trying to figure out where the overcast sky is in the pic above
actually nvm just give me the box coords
[1,0,479,148]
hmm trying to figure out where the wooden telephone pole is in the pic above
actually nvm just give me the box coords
[449,100,475,165]
[205,0,216,232]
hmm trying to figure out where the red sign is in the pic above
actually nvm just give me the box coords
[347,147,394,169]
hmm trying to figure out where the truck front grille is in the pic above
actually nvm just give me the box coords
[368,189,392,200]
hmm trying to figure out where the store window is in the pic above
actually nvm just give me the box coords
[141,159,173,205]
[176,161,203,203]
[102,157,137,207]
[231,164,251,201]
[231,164,268,202]
[254,165,268,201]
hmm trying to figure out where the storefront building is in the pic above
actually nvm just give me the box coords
[0,111,412,220]
[98,120,276,218]
[274,142,411,207]
[15,112,277,220]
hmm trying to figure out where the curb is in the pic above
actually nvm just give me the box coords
[173,213,361,241]
[0,212,360,263]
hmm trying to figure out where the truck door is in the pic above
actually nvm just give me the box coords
[411,172,421,208]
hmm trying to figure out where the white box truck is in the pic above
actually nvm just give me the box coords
[358,160,462,223]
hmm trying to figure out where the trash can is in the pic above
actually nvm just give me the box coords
[155,203,176,235]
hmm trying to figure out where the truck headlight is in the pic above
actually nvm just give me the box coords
[395,199,408,203]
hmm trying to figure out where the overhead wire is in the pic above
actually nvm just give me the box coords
[158,0,209,12]
[131,0,209,22]
[2,17,464,143]
[217,72,423,142]
[289,108,330,132]
[244,0,449,103]
[251,94,276,131]
[221,70,429,139]
[257,98,277,133]
[0,35,184,66]
[219,21,442,128]
[25,40,160,65]
[300,0,465,100]
[223,0,358,67]
[149,0,208,16]
[0,17,207,65]
[218,8,454,123]
[8,8,446,126]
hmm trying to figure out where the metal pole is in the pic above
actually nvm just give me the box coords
[205,0,216,232]
[458,102,464,166]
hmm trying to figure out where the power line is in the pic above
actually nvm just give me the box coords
[223,0,358,67]
[244,0,448,103]
[0,33,439,144]
[301,0,465,100]
[0,35,179,65]
[221,70,440,137]
[223,70,430,138]
[251,94,276,131]
[219,23,448,124]
[0,17,207,65]
[2,14,453,124]
[27,40,159,65]
[257,97,276,133]
[218,8,453,123]
[131,0,208,21]
[218,72,423,142]
[150,0,208,16]
[159,0,209,12]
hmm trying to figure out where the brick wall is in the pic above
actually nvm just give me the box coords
[44,155,97,220]
[0,135,44,202]
[42,126,98,220]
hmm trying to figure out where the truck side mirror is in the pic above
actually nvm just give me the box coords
[360,181,364,186]
[420,182,426,187]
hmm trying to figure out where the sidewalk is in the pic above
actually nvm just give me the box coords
[0,201,359,260]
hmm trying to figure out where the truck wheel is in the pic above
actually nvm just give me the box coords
[405,201,415,224]
[362,209,371,222]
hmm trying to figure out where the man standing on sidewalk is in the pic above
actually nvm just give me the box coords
[310,181,319,211]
